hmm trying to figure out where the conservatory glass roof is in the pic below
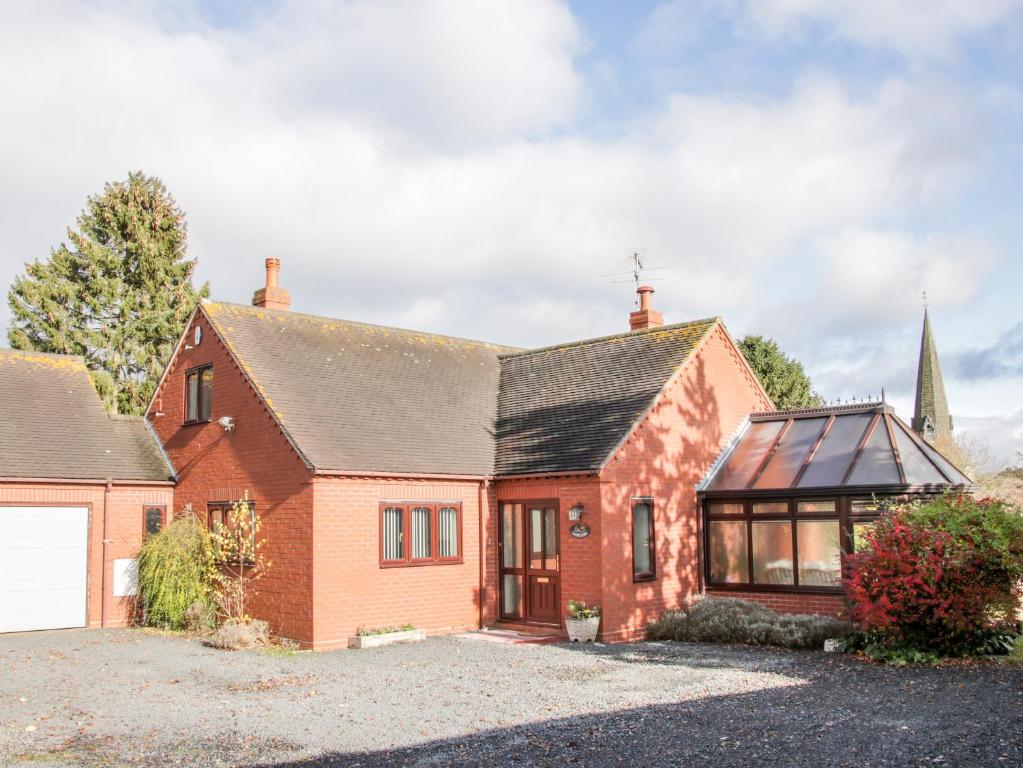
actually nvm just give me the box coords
[701,402,972,494]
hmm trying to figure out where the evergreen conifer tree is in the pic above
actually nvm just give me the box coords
[7,172,208,414]
[738,334,824,410]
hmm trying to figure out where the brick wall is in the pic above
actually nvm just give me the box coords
[0,481,174,628]
[312,476,487,649]
[598,325,773,642]
[707,590,847,618]
[492,476,604,630]
[149,310,316,644]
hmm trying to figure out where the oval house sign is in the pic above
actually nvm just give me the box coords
[569,523,591,539]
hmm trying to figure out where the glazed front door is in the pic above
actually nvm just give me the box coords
[499,502,560,624]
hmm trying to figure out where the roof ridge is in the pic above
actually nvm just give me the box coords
[203,300,523,353]
[0,347,87,364]
[750,402,888,420]
[498,316,721,359]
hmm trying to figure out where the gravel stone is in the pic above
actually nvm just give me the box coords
[0,629,1019,767]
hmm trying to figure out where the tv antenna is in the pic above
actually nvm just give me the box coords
[602,251,666,304]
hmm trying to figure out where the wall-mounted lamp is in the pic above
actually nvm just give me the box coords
[218,415,236,432]
[568,504,584,521]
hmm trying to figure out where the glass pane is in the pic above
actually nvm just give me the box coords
[632,502,652,576]
[708,502,743,516]
[530,508,543,570]
[797,500,836,513]
[755,418,829,489]
[797,413,873,488]
[891,421,946,485]
[752,501,788,515]
[752,521,794,585]
[382,507,404,561]
[848,418,902,486]
[853,520,876,552]
[708,520,748,584]
[411,507,432,559]
[209,507,224,529]
[502,574,523,618]
[438,507,458,558]
[199,368,214,421]
[187,373,199,421]
[543,509,557,570]
[145,507,163,536]
[851,498,883,514]
[501,504,521,568]
[706,420,786,491]
[797,520,841,587]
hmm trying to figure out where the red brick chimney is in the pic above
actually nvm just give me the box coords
[629,285,663,331]
[252,258,291,311]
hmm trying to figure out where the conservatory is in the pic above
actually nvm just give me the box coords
[697,402,972,602]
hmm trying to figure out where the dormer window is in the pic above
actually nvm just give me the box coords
[184,365,213,423]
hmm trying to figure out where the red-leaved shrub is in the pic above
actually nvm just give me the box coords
[843,494,1022,656]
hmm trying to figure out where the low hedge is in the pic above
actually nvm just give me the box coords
[647,597,849,650]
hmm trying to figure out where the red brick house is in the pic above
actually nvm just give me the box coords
[144,260,778,647]
[0,350,175,633]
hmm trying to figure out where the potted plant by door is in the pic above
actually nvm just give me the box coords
[565,600,601,643]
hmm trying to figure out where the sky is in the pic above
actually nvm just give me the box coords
[0,0,1020,466]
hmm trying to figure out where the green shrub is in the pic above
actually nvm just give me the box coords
[567,600,601,619]
[136,514,217,629]
[647,597,849,650]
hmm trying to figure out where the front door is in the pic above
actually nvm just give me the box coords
[499,502,560,625]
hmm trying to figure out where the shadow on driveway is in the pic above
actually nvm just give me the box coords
[252,656,1023,768]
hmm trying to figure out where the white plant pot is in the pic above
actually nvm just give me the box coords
[565,616,600,643]
[348,629,426,649]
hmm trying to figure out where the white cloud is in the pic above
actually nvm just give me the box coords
[728,0,1023,61]
[818,229,1000,321]
[0,0,1011,419]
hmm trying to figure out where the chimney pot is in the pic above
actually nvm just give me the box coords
[252,257,291,311]
[629,284,663,331]
[265,258,280,288]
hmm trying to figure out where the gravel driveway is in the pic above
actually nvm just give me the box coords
[1,629,1020,767]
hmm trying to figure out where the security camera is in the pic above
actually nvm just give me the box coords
[218,416,236,432]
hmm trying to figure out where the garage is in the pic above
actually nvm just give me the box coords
[1,348,176,632]
[0,506,89,633]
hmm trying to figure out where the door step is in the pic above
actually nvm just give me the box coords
[455,625,564,645]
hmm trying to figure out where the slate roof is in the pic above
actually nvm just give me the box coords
[199,303,722,477]
[700,402,972,495]
[494,318,719,475]
[202,302,518,476]
[0,349,174,482]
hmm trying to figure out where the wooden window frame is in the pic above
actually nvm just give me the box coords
[379,502,463,568]
[631,497,657,582]
[703,497,848,594]
[207,499,257,565]
[183,364,214,425]
[143,505,167,539]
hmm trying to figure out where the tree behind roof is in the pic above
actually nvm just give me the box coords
[738,334,824,410]
[7,172,209,414]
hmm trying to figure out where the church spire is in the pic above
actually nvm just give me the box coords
[912,304,953,445]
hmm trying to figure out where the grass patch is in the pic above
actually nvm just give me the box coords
[1003,635,1023,666]
[13,753,58,764]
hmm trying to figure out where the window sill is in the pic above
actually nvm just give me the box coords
[182,418,213,426]
[633,574,657,583]
[707,584,843,595]
[379,558,464,568]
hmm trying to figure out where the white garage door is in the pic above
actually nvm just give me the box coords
[0,507,89,633]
